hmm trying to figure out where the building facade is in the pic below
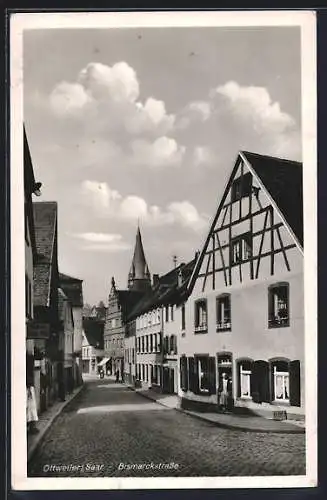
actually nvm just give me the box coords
[104,227,151,380]
[32,201,64,412]
[59,273,84,387]
[82,317,105,375]
[179,151,304,419]
[58,288,75,394]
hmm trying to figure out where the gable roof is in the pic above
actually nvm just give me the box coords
[59,272,84,307]
[33,202,58,307]
[188,151,303,293]
[241,151,303,247]
[83,317,104,349]
[127,258,196,321]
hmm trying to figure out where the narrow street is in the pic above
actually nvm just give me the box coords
[28,379,306,477]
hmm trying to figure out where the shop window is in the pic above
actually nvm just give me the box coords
[230,233,252,265]
[194,299,207,333]
[231,172,252,202]
[268,283,290,327]
[216,294,231,331]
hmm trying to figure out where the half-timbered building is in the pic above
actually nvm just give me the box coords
[179,151,304,419]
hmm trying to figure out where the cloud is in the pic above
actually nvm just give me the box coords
[78,62,140,103]
[130,136,185,168]
[49,82,92,116]
[81,180,208,231]
[193,146,215,166]
[70,231,132,252]
[48,61,175,138]
[175,80,301,161]
[213,81,295,134]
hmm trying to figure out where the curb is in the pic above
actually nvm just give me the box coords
[130,387,305,435]
[27,384,85,462]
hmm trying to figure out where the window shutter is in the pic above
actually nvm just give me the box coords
[208,356,216,394]
[193,357,200,394]
[237,362,241,398]
[269,363,275,402]
[188,357,195,393]
[290,360,301,407]
[253,361,270,403]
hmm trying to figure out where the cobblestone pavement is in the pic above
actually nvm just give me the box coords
[28,379,306,477]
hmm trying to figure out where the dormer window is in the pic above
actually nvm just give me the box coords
[231,172,252,202]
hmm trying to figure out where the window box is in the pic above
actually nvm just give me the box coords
[216,322,231,332]
[194,325,207,334]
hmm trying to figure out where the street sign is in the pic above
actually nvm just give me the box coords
[27,321,50,339]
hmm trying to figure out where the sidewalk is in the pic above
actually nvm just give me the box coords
[27,384,85,462]
[129,386,305,434]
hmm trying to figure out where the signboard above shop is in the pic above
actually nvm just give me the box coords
[27,321,50,339]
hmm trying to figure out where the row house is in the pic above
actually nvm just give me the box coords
[104,227,150,380]
[179,151,304,420]
[30,201,64,412]
[58,288,75,393]
[81,316,105,375]
[24,128,39,401]
[59,273,84,387]
[126,259,196,393]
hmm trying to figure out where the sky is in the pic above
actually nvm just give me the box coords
[23,26,302,305]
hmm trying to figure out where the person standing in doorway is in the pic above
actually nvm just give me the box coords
[219,373,229,412]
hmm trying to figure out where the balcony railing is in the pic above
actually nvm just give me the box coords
[216,321,231,332]
[268,315,289,328]
[194,323,207,333]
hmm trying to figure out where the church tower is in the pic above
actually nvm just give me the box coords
[128,226,151,291]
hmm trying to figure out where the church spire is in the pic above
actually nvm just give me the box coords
[128,225,151,291]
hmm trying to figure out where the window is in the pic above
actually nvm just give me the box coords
[156,309,161,324]
[273,363,289,402]
[142,364,145,381]
[145,335,149,353]
[132,348,135,364]
[181,304,186,331]
[198,357,210,392]
[165,306,169,322]
[231,172,252,202]
[164,336,169,355]
[154,334,158,352]
[149,334,153,353]
[141,336,145,353]
[170,305,174,322]
[152,365,158,384]
[145,364,148,382]
[268,283,289,327]
[230,233,252,265]
[194,299,207,333]
[216,294,231,331]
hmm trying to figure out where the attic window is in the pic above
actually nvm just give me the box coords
[231,172,252,202]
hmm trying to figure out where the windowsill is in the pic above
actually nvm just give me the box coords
[268,322,290,329]
[272,400,290,406]
[216,326,231,332]
[194,327,208,334]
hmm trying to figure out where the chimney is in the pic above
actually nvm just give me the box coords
[177,263,185,288]
[153,274,160,287]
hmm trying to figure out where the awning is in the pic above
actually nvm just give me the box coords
[97,357,110,367]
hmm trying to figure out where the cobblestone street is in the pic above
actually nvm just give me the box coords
[28,379,306,478]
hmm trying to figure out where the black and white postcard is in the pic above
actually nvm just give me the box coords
[10,10,317,490]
